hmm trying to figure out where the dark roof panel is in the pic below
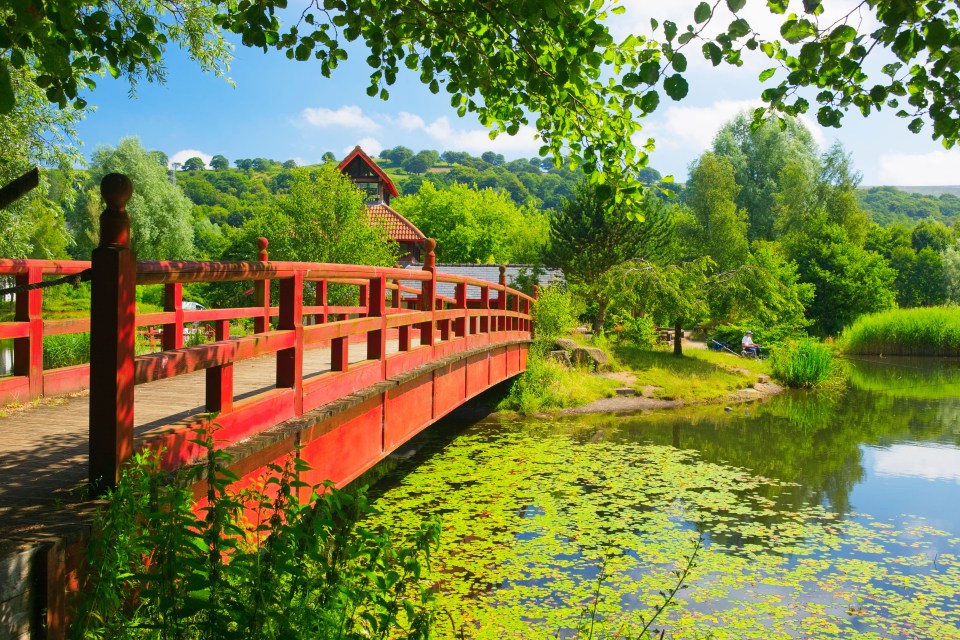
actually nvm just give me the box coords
[337,146,400,198]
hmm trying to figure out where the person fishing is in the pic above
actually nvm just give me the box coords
[741,330,762,358]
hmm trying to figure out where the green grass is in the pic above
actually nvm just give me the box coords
[43,332,90,369]
[498,356,619,415]
[769,338,836,388]
[613,345,765,403]
[839,306,960,356]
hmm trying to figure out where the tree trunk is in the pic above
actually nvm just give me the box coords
[673,319,683,356]
[592,300,608,335]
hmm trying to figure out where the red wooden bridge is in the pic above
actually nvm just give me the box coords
[0,174,533,638]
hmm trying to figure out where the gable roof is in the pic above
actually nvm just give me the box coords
[337,146,400,198]
[367,203,426,243]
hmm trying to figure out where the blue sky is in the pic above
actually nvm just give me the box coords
[73,1,960,186]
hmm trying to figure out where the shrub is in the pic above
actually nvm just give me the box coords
[839,306,960,356]
[609,314,657,347]
[532,284,575,350]
[500,356,616,415]
[72,431,439,639]
[770,339,835,388]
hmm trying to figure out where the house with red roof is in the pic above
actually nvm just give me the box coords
[338,146,427,264]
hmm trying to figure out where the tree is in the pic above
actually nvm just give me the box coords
[282,159,298,169]
[322,152,336,163]
[710,113,819,241]
[149,150,169,169]
[209,155,229,170]
[547,181,672,332]
[401,154,430,175]
[235,159,253,171]
[69,137,194,260]
[380,146,413,166]
[182,156,206,172]
[481,152,505,166]
[393,181,549,264]
[682,153,749,270]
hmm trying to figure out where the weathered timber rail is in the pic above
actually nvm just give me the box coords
[0,173,534,639]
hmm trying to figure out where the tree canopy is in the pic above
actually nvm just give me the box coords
[4,0,960,207]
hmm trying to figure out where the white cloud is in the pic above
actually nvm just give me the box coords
[344,137,383,158]
[869,444,960,484]
[393,112,540,156]
[646,99,827,156]
[168,149,213,169]
[301,105,380,131]
[877,150,960,186]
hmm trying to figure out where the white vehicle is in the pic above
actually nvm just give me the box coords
[182,301,206,311]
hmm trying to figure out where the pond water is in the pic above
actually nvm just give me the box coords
[365,357,960,639]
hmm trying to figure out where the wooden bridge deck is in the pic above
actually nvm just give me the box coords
[0,339,394,516]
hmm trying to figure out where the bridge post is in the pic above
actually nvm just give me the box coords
[162,282,183,350]
[497,265,507,332]
[315,279,328,324]
[12,265,42,398]
[367,274,386,363]
[254,237,270,333]
[397,278,411,350]
[88,173,136,493]
[454,281,467,338]
[419,239,436,347]
[277,271,304,415]
[530,285,539,336]
[479,285,490,334]
[206,320,233,413]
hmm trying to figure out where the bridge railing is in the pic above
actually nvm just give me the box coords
[76,173,535,491]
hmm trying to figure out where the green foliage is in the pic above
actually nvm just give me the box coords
[531,285,576,350]
[681,152,748,269]
[71,432,439,639]
[609,313,658,347]
[70,137,195,260]
[858,186,960,226]
[839,306,960,356]
[500,356,617,416]
[182,156,206,172]
[393,181,548,264]
[769,338,837,388]
[42,332,89,369]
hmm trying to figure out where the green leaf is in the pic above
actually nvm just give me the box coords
[694,2,712,24]
[672,52,687,72]
[664,21,678,42]
[664,74,689,100]
[727,0,747,11]
[759,67,776,82]
[703,42,722,66]
[640,90,660,113]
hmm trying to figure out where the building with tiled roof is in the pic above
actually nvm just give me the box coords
[339,146,427,263]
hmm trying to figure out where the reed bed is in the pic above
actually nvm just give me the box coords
[770,339,836,388]
[839,307,960,356]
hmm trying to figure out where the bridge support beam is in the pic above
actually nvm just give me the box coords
[88,173,136,494]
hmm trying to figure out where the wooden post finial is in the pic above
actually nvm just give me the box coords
[257,236,269,261]
[499,265,507,286]
[533,284,540,300]
[423,238,436,271]
[98,173,133,248]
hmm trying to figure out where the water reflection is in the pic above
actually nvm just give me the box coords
[0,340,11,377]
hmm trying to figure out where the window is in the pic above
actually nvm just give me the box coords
[358,182,380,202]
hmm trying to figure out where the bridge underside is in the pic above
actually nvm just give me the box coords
[210,341,528,496]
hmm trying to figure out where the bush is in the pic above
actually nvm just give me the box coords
[839,306,960,356]
[532,285,575,350]
[770,339,836,388]
[72,431,439,639]
[500,356,616,415]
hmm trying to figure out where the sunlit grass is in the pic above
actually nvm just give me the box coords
[613,345,767,403]
[769,338,837,388]
[499,357,618,415]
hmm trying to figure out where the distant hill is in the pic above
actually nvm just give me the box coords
[857,185,960,226]
[881,185,960,197]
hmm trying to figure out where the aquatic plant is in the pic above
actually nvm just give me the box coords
[839,306,960,356]
[71,429,440,639]
[769,338,837,388]
[365,418,960,639]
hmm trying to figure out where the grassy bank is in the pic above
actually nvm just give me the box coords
[839,306,960,356]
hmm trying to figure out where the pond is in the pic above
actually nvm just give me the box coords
[364,356,960,639]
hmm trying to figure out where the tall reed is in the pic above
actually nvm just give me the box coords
[839,306,960,356]
[770,338,836,388]
[43,332,90,369]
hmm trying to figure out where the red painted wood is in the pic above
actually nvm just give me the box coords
[303,316,382,344]
[162,282,184,350]
[0,375,29,403]
[298,396,383,488]
[398,325,412,351]
[133,330,296,384]
[507,344,521,376]
[302,360,382,413]
[384,346,434,378]
[0,259,89,275]
[433,360,467,419]
[315,279,328,324]
[43,364,90,397]
[277,272,304,415]
[385,375,433,450]
[43,317,91,336]
[466,352,490,398]
[331,336,348,372]
[206,320,233,413]
[88,175,136,492]
[480,286,490,333]
[366,275,387,364]
[0,322,29,340]
[489,346,507,383]
[13,266,43,398]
